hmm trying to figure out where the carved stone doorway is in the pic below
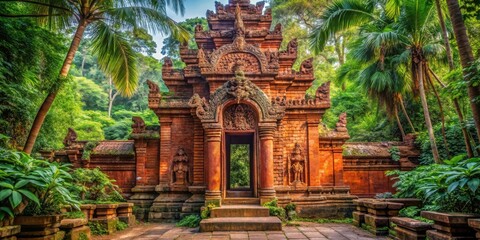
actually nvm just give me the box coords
[225,133,255,198]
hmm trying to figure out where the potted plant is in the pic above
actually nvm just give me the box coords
[0,148,79,240]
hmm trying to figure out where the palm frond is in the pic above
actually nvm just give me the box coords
[90,21,138,97]
[309,0,379,53]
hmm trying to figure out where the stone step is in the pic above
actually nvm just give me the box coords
[222,198,260,205]
[211,205,269,218]
[199,217,282,232]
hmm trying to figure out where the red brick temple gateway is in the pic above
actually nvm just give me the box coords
[51,0,420,228]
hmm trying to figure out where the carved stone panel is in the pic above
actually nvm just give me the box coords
[223,104,256,130]
[287,143,306,186]
[172,148,189,185]
[215,53,261,73]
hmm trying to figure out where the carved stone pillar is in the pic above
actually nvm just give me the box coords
[204,124,222,206]
[307,118,321,186]
[258,123,276,204]
[133,139,148,185]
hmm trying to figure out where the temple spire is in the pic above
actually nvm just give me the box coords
[233,3,246,50]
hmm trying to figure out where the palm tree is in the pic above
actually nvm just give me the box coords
[0,0,189,154]
[310,0,445,162]
[444,0,480,143]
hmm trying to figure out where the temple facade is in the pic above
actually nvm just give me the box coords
[52,0,419,223]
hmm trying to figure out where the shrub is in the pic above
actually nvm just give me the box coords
[388,146,401,161]
[0,147,79,217]
[200,203,217,219]
[88,221,108,235]
[387,155,480,213]
[116,220,128,231]
[263,198,286,221]
[176,214,201,228]
[285,203,296,212]
[69,168,124,203]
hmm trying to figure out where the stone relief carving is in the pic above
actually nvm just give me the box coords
[63,128,77,147]
[336,112,348,132]
[195,24,203,32]
[280,38,298,57]
[132,116,146,134]
[147,80,162,109]
[224,104,256,130]
[226,70,255,103]
[272,23,282,35]
[172,148,189,185]
[188,93,210,117]
[315,81,330,102]
[299,58,313,75]
[146,80,159,94]
[288,143,306,186]
[215,1,226,14]
[265,50,279,70]
[216,53,261,73]
[189,70,285,122]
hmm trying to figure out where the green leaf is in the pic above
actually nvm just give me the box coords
[0,182,13,189]
[14,180,29,189]
[0,207,13,217]
[447,181,460,193]
[17,189,39,206]
[0,189,12,201]
[10,191,22,209]
[467,178,480,193]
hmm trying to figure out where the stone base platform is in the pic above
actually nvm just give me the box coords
[199,217,282,232]
[210,205,269,218]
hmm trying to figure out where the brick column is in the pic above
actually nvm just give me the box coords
[258,123,276,204]
[307,119,321,186]
[204,124,222,206]
[133,139,148,185]
[159,118,172,185]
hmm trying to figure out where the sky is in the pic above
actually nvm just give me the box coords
[152,0,230,59]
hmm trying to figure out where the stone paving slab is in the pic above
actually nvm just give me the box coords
[92,222,389,240]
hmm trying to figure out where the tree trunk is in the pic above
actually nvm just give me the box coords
[418,62,441,163]
[436,0,455,70]
[426,71,450,157]
[394,104,406,141]
[23,20,88,154]
[446,0,480,140]
[399,95,416,132]
[429,67,475,157]
[107,77,119,118]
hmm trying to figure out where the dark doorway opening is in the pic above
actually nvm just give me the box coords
[226,133,254,198]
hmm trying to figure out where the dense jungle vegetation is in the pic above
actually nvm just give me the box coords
[0,0,480,165]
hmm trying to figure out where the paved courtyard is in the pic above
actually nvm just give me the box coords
[93,222,388,240]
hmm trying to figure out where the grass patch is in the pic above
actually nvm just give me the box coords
[88,221,108,235]
[116,220,128,231]
[176,214,201,228]
[263,198,286,221]
[64,211,85,219]
[79,232,88,240]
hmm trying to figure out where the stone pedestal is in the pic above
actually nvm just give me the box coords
[0,225,21,240]
[14,215,63,240]
[468,219,480,239]
[181,186,206,218]
[128,185,157,221]
[355,199,403,236]
[391,217,433,240]
[91,204,119,234]
[353,199,367,227]
[79,204,96,221]
[149,185,191,222]
[117,203,136,226]
[421,211,479,240]
[60,219,91,240]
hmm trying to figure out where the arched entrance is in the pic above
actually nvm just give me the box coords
[222,104,258,198]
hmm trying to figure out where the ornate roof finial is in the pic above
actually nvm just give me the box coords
[235,3,245,37]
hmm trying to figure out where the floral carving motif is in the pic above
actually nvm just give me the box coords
[172,148,189,185]
[224,104,256,130]
[216,53,260,73]
[280,38,298,56]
